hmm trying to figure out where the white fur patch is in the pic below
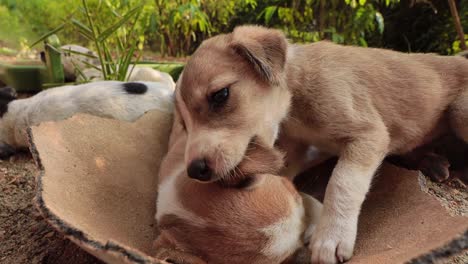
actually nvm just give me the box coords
[155,167,206,226]
[271,123,280,142]
[260,198,304,259]
[1,81,175,147]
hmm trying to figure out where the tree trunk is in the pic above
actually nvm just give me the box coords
[447,0,467,50]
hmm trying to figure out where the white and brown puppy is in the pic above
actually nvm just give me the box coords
[173,25,468,263]
[0,81,174,159]
[155,120,322,264]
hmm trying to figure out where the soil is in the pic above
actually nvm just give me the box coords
[0,153,102,264]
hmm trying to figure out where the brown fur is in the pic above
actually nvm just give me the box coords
[174,25,468,263]
[155,126,307,264]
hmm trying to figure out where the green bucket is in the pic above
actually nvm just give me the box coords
[0,62,47,93]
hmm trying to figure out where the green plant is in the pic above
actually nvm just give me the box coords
[146,0,259,57]
[256,0,401,46]
[0,4,37,48]
[2,0,466,58]
[31,0,144,81]
[149,0,212,57]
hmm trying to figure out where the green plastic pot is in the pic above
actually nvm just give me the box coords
[0,62,47,92]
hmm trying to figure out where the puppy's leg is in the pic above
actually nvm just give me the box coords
[282,194,323,264]
[450,89,468,143]
[418,152,450,182]
[310,128,389,264]
[277,136,308,179]
[300,192,323,244]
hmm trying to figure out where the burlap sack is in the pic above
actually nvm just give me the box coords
[28,111,467,264]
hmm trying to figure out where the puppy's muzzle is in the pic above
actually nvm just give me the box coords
[187,158,212,182]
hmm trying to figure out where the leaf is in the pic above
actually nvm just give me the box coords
[60,48,97,59]
[101,43,115,78]
[71,19,92,35]
[45,43,62,54]
[331,32,340,43]
[125,51,142,82]
[81,60,101,71]
[82,0,106,79]
[71,19,93,40]
[97,5,143,42]
[359,0,366,5]
[30,23,66,47]
[263,6,278,25]
[70,59,89,83]
[359,37,368,47]
[375,12,384,34]
[119,45,136,81]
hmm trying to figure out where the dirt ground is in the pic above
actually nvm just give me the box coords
[0,153,102,264]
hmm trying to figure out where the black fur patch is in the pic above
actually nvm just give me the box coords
[0,86,17,98]
[0,87,16,118]
[122,82,147,94]
[233,176,256,189]
[0,142,16,159]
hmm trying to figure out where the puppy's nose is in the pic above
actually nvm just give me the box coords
[187,159,212,181]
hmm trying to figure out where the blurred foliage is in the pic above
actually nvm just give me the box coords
[251,0,400,46]
[0,0,466,57]
[376,0,468,54]
[31,0,146,81]
[148,0,258,56]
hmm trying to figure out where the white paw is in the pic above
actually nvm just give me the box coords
[309,217,357,264]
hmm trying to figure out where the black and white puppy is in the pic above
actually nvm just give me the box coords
[0,81,174,159]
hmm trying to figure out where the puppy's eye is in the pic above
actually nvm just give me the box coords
[209,87,229,108]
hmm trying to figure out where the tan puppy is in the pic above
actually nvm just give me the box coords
[154,120,322,264]
[173,25,468,263]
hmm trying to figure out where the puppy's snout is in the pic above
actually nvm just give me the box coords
[187,158,212,182]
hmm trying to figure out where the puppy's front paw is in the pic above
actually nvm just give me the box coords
[419,153,450,183]
[309,217,356,264]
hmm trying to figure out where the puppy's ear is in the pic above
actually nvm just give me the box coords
[168,110,186,148]
[229,25,288,85]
